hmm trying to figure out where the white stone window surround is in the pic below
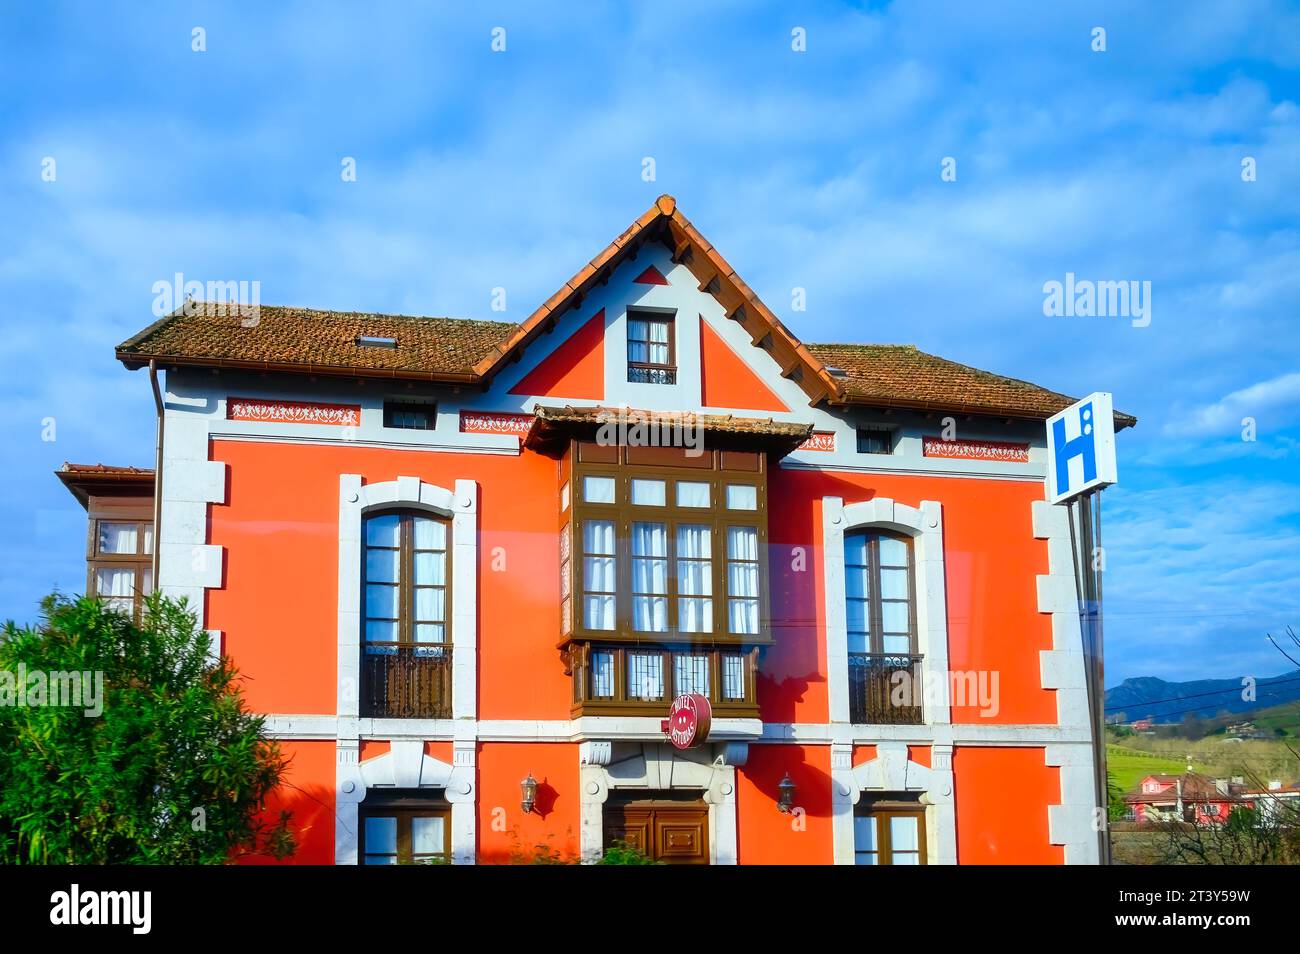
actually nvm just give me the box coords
[830,740,957,865]
[336,475,479,864]
[821,496,952,728]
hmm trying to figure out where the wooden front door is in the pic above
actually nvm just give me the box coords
[603,796,710,865]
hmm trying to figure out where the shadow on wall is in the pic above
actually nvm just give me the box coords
[235,781,335,866]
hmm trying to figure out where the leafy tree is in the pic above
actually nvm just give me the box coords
[0,593,293,864]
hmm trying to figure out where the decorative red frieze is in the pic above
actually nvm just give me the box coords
[227,397,360,426]
[797,431,836,452]
[922,436,1030,463]
[459,411,534,436]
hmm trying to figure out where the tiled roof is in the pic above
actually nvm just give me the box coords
[56,462,155,508]
[58,463,154,479]
[532,404,813,438]
[115,199,1135,429]
[807,343,1136,429]
[118,303,517,381]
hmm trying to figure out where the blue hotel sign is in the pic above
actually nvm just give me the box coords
[1046,392,1118,504]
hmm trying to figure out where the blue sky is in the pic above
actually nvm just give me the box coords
[1,1,1297,685]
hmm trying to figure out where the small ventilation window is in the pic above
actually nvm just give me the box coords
[383,401,437,430]
[856,427,895,455]
[357,335,398,349]
[826,366,849,378]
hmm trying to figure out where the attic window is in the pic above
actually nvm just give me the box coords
[825,366,849,378]
[856,427,895,455]
[357,335,398,349]
[383,400,437,430]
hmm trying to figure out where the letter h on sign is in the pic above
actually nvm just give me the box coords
[1046,392,1118,504]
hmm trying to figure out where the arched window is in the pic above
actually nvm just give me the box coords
[363,510,451,718]
[844,530,916,655]
[844,529,920,724]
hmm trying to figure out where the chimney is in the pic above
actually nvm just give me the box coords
[1215,779,1230,795]
[1270,779,1282,791]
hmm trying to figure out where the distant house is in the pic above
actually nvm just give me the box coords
[1240,780,1300,823]
[1128,718,1154,733]
[1226,721,1269,741]
[1125,773,1253,826]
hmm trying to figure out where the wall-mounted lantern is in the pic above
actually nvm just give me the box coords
[777,773,797,813]
[521,772,539,814]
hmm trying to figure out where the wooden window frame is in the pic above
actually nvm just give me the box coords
[567,451,770,647]
[844,529,917,656]
[854,801,928,865]
[626,311,677,384]
[363,510,451,647]
[358,800,451,865]
[87,517,153,621]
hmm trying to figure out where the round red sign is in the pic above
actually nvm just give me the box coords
[664,693,712,750]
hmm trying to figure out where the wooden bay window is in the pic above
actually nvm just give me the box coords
[558,441,770,717]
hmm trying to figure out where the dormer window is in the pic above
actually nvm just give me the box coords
[627,311,676,385]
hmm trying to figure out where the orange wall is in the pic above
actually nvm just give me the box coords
[736,743,833,864]
[240,740,335,865]
[208,439,570,720]
[477,742,581,863]
[953,746,1062,864]
[768,468,1056,725]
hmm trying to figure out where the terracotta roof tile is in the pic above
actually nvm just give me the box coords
[118,303,517,380]
[806,343,1137,429]
[113,201,1136,430]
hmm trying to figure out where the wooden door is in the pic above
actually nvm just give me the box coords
[604,797,709,864]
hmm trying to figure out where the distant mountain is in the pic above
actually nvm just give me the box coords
[1105,670,1300,724]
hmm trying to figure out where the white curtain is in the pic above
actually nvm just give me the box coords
[648,319,669,364]
[676,524,712,633]
[631,522,668,632]
[95,568,135,612]
[727,526,759,634]
[583,520,616,630]
[676,481,710,508]
[98,522,137,555]
[590,650,615,698]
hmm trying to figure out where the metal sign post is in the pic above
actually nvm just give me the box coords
[1048,392,1118,866]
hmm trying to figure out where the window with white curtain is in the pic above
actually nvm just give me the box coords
[726,526,760,635]
[590,650,615,698]
[844,530,915,656]
[363,511,450,651]
[95,567,136,613]
[98,522,139,555]
[855,803,926,865]
[675,524,712,633]
[631,522,669,632]
[582,520,616,630]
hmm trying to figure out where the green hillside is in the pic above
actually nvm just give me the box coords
[1106,744,1191,793]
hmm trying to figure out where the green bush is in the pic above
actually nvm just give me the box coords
[597,839,658,865]
[0,593,293,864]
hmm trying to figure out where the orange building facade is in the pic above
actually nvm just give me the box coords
[106,197,1131,865]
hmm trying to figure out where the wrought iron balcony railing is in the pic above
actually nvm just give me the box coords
[362,643,452,719]
[848,652,924,725]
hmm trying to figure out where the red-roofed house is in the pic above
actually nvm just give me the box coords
[64,197,1134,864]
